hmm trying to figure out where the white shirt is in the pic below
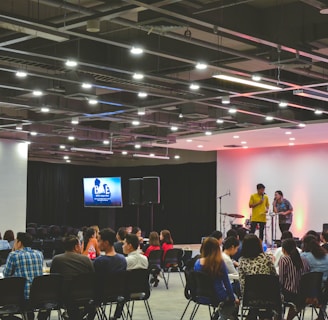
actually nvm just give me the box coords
[222,251,238,276]
[126,250,149,270]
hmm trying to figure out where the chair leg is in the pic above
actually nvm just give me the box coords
[189,303,200,320]
[162,270,169,289]
[178,270,185,287]
[144,300,153,320]
[180,299,192,320]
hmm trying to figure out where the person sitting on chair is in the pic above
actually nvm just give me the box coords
[123,233,148,270]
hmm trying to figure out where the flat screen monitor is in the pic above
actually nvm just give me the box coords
[83,177,123,208]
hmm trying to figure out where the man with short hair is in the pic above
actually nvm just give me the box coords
[123,233,148,270]
[114,227,127,255]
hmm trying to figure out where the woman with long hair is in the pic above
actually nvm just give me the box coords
[143,231,160,258]
[194,237,239,320]
[279,238,310,320]
[160,229,173,259]
[82,227,100,259]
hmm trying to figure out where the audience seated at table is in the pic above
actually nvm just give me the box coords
[114,226,127,255]
[82,227,100,260]
[123,233,148,270]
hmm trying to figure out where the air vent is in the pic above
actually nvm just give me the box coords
[223,144,242,148]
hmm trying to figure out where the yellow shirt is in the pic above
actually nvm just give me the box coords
[249,193,269,222]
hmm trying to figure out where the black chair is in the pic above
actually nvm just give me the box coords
[124,269,153,320]
[42,239,56,259]
[241,274,282,320]
[54,238,65,256]
[28,274,64,320]
[0,277,26,319]
[147,249,165,287]
[180,268,195,320]
[31,239,43,252]
[0,249,12,265]
[26,227,37,239]
[162,248,185,289]
[36,227,48,240]
[65,272,97,320]
[299,272,327,320]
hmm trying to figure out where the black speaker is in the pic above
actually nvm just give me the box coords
[128,178,143,205]
[143,176,160,204]
[323,224,328,232]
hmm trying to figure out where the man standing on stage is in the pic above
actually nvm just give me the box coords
[249,183,269,240]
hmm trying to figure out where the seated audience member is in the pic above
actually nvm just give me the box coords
[194,237,239,320]
[131,226,144,249]
[3,230,15,249]
[209,230,223,246]
[226,229,238,239]
[278,238,309,320]
[114,227,127,254]
[232,227,247,261]
[160,229,174,261]
[90,225,100,239]
[238,234,277,320]
[0,232,10,250]
[274,231,301,271]
[320,231,328,252]
[50,235,95,320]
[123,233,148,270]
[82,227,100,260]
[305,230,321,242]
[3,232,44,320]
[94,228,127,320]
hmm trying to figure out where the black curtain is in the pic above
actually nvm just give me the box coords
[27,161,216,243]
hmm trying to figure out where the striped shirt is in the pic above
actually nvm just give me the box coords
[3,247,44,299]
[278,255,309,293]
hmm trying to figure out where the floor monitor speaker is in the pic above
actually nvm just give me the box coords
[128,178,143,205]
[143,176,160,204]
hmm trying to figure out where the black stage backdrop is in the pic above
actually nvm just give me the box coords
[27,161,216,244]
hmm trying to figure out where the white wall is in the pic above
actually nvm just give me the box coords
[217,143,328,242]
[0,139,28,237]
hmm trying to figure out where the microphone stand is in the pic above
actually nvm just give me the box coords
[217,191,230,232]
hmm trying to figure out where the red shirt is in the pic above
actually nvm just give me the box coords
[144,245,161,258]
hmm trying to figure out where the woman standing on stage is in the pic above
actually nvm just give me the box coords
[273,190,293,233]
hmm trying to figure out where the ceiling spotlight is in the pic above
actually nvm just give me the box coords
[137,107,146,115]
[130,46,143,55]
[228,108,237,114]
[233,135,239,139]
[252,74,262,81]
[30,131,37,136]
[195,62,207,70]
[285,131,292,135]
[134,144,141,149]
[314,109,323,115]
[65,59,78,67]
[265,115,274,121]
[16,124,23,130]
[289,142,295,146]
[41,107,49,113]
[59,145,66,149]
[289,137,295,141]
[103,140,109,145]
[132,120,140,126]
[241,141,247,144]
[63,155,69,160]
[216,119,224,124]
[138,92,148,98]
[171,126,178,131]
[33,90,43,96]
[221,96,230,104]
[186,139,193,142]
[16,70,27,78]
[179,113,183,118]
[190,83,200,90]
[133,73,144,80]
[71,117,79,125]
[174,155,180,159]
[66,159,71,163]
[86,19,100,32]
[197,145,203,148]
[68,136,75,140]
[205,131,212,136]
[122,151,128,155]
[298,123,306,128]
[279,101,288,107]
[88,98,98,105]
[82,82,92,89]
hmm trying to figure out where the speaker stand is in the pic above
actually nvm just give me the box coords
[136,205,140,227]
[150,203,154,231]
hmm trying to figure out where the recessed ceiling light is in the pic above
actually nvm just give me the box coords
[41,107,49,113]
[298,123,306,128]
[241,141,247,144]
[88,98,98,105]
[252,74,262,81]
[190,83,200,90]
[228,108,237,114]
[133,73,144,80]
[205,131,212,136]
[186,139,192,142]
[63,155,69,160]
[289,142,295,146]
[66,159,71,163]
[265,115,274,121]
[71,117,79,125]
[33,90,43,96]
[16,124,23,130]
[25,141,31,145]
[243,145,248,149]
[289,137,295,141]
[216,119,224,124]
[174,155,180,159]
[68,136,75,140]
[233,135,239,139]
[30,131,37,136]
[171,126,178,131]
[103,140,109,145]
[59,145,66,149]
[179,113,183,118]
[65,59,78,67]
[221,96,230,104]
[132,120,140,126]
[314,109,323,115]
[279,101,288,107]
[130,46,143,55]
[82,83,92,89]
[197,145,203,148]
[285,131,292,135]
[122,151,128,155]
[16,70,27,78]
[137,108,145,115]
[138,92,148,98]
[134,144,141,149]
[195,62,207,70]
[149,153,155,157]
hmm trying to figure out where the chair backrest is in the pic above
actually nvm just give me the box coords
[0,277,26,307]
[148,249,163,268]
[163,248,183,266]
[299,272,323,305]
[29,274,63,308]
[125,269,151,300]
[243,274,281,310]
[0,249,12,265]
[189,271,221,307]
[98,271,127,304]
[42,239,56,259]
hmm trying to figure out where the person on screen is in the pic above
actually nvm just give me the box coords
[92,178,101,198]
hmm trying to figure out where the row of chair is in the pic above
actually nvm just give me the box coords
[0,269,153,320]
[180,271,328,320]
